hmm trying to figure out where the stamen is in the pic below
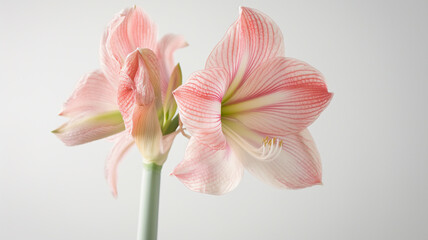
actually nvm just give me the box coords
[178,118,191,139]
[222,122,283,161]
[260,137,283,161]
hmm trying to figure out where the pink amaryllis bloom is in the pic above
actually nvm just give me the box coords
[172,7,332,194]
[53,6,186,196]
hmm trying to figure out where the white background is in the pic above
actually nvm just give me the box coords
[1,0,427,239]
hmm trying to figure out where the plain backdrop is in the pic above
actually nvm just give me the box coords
[1,0,427,239]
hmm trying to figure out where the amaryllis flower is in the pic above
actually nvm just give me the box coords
[172,7,332,194]
[53,6,186,196]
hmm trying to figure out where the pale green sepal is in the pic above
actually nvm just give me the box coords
[52,110,125,134]
[163,64,182,124]
[88,110,124,124]
[162,114,179,136]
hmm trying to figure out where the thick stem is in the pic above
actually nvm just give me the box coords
[137,163,162,240]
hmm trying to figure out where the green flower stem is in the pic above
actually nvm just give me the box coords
[137,163,162,240]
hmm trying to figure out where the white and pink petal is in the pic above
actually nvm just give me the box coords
[206,7,284,81]
[156,34,188,96]
[132,103,163,163]
[205,16,245,81]
[238,7,285,75]
[104,7,157,66]
[100,6,157,85]
[173,68,229,150]
[223,57,332,137]
[171,138,244,195]
[53,111,125,146]
[241,129,322,189]
[225,57,329,104]
[60,70,117,117]
[105,131,135,197]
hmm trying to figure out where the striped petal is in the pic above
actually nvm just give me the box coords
[100,19,121,86]
[161,130,180,155]
[156,34,188,97]
[105,131,134,197]
[132,103,163,164]
[238,7,285,75]
[59,70,117,117]
[171,137,243,195]
[53,111,125,146]
[223,57,333,137]
[101,6,157,85]
[205,13,245,81]
[241,129,322,189]
[117,49,161,134]
[173,68,229,150]
[206,7,284,83]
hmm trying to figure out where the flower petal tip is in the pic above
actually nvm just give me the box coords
[239,6,254,16]
[307,175,323,188]
[171,86,185,103]
[111,190,118,199]
[171,86,181,96]
[51,125,72,146]
[310,175,323,187]
[169,165,184,177]
[238,6,245,14]
[323,91,334,108]
[107,172,119,198]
